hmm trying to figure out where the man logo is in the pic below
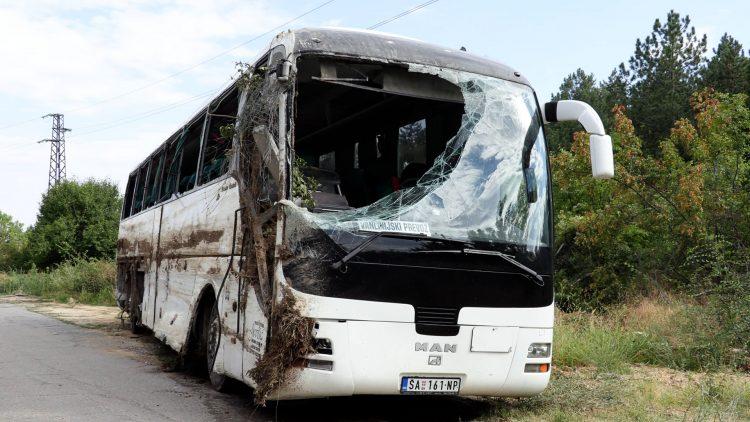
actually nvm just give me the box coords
[415,342,457,353]
[428,355,442,366]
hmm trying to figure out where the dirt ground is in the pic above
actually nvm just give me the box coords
[0,294,123,328]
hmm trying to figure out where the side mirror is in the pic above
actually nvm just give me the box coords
[276,60,291,83]
[542,100,614,179]
[589,134,614,179]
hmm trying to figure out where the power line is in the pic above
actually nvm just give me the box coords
[73,88,219,133]
[0,85,224,154]
[3,0,442,145]
[0,116,42,131]
[71,93,217,138]
[0,0,336,132]
[367,0,440,30]
[64,0,444,140]
[62,0,336,115]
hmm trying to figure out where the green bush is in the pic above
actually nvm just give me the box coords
[0,259,116,306]
[26,179,121,269]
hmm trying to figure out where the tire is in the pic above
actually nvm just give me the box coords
[129,298,143,334]
[205,304,230,392]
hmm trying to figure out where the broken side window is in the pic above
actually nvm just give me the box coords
[122,173,136,218]
[200,88,238,185]
[132,163,148,214]
[159,138,179,202]
[177,117,204,194]
[144,150,164,208]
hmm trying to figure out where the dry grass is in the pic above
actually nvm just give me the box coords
[248,286,315,405]
[486,365,750,421]
[553,295,741,372]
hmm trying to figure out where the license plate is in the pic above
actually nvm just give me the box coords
[400,377,461,394]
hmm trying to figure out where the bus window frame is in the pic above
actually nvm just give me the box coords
[199,89,238,186]
[119,47,283,222]
[131,162,149,215]
[176,111,208,195]
[122,172,137,219]
[144,149,165,209]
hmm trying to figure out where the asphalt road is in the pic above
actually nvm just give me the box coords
[0,302,258,421]
[0,302,490,421]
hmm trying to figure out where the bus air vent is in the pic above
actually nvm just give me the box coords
[415,307,460,336]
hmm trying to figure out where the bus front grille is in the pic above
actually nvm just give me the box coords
[415,307,459,336]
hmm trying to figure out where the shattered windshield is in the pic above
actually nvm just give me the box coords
[296,67,551,250]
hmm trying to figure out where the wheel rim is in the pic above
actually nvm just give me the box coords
[207,307,220,370]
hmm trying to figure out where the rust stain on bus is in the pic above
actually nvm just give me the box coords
[161,229,225,252]
[117,237,153,257]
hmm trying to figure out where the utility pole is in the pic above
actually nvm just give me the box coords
[38,113,70,189]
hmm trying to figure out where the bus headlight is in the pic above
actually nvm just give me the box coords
[527,343,551,358]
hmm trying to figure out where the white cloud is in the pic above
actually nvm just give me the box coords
[0,1,286,109]
[0,0,298,225]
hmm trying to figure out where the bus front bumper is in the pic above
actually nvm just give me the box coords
[272,320,552,399]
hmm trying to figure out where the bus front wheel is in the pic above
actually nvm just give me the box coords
[205,303,229,392]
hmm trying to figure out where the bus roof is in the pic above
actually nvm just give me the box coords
[128,27,531,176]
[288,27,530,86]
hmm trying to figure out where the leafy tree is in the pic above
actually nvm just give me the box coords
[552,89,750,311]
[0,211,26,271]
[27,179,122,268]
[700,33,750,95]
[601,64,630,113]
[623,10,707,152]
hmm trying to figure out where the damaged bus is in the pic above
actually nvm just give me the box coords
[116,27,614,401]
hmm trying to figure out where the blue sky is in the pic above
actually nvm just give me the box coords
[0,0,748,226]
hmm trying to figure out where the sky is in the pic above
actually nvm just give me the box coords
[0,0,748,226]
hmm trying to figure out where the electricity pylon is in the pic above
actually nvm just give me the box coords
[39,113,70,188]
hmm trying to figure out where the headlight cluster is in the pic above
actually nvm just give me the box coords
[527,342,551,358]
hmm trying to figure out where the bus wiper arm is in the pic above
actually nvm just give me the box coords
[331,232,385,271]
[462,248,545,286]
[331,232,434,272]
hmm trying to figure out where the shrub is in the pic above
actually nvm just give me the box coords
[0,259,116,306]
[554,296,744,372]
[26,179,121,269]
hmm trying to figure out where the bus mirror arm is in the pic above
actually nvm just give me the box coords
[275,60,291,83]
[252,126,281,184]
[542,100,615,179]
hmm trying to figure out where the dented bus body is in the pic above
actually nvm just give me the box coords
[116,27,614,400]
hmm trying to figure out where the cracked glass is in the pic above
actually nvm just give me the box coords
[287,67,550,251]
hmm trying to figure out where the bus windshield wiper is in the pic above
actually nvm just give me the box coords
[331,231,442,271]
[462,248,545,286]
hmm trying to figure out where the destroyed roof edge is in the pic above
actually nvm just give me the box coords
[282,27,531,87]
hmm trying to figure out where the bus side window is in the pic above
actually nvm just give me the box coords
[200,89,238,185]
[160,139,179,202]
[122,173,136,218]
[144,150,164,208]
[177,118,204,194]
[132,163,149,214]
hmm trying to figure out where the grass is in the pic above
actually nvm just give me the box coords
[482,296,750,421]
[0,259,116,306]
[487,366,750,421]
[553,296,743,372]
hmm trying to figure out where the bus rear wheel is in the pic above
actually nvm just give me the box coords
[129,300,142,334]
[205,303,229,392]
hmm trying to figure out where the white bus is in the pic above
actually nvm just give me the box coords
[116,27,614,400]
